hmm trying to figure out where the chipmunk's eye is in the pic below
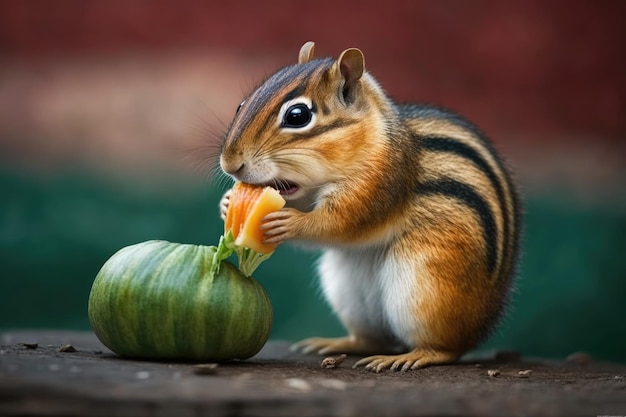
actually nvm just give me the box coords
[282,103,312,128]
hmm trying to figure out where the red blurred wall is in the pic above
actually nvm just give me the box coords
[1,0,624,145]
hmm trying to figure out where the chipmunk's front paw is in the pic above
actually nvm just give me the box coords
[219,189,232,220]
[260,208,303,244]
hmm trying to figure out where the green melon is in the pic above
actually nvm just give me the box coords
[88,240,273,361]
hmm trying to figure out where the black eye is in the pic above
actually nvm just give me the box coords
[282,103,312,128]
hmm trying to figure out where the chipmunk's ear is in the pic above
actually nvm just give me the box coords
[298,41,315,64]
[336,48,364,104]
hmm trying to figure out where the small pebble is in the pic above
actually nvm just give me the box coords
[320,354,347,369]
[565,352,591,365]
[475,363,483,368]
[317,378,348,390]
[487,369,500,377]
[285,378,312,392]
[192,363,219,375]
[517,369,533,378]
[58,344,77,353]
[135,371,150,380]
[20,343,38,350]
[613,375,624,380]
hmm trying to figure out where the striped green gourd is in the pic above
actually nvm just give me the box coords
[88,238,273,361]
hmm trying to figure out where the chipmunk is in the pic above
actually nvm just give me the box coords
[219,41,522,372]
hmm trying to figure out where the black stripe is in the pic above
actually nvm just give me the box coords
[289,118,358,141]
[283,84,306,103]
[416,179,497,274]
[421,136,509,275]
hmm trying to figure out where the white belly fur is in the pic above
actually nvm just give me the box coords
[317,246,430,350]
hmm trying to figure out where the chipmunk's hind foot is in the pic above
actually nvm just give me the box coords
[354,349,459,372]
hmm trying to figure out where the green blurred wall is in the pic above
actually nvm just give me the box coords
[1,167,624,363]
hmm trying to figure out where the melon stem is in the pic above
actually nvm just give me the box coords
[234,246,271,277]
[214,231,272,277]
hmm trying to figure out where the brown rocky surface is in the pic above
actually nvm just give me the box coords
[1,330,625,417]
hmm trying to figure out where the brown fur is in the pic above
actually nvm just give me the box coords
[220,42,522,371]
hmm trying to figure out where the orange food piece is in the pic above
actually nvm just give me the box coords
[224,182,286,254]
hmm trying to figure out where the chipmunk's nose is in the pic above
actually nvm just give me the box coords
[220,154,244,176]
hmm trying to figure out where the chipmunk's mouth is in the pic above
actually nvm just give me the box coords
[261,180,299,196]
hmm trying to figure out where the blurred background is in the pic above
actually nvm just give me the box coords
[1,0,624,363]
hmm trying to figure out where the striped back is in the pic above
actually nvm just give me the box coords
[401,104,523,286]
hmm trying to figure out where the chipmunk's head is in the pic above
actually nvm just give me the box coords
[220,41,390,203]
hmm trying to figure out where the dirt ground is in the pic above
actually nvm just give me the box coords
[1,330,625,417]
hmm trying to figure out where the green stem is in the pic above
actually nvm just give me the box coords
[235,246,272,277]
[209,233,234,278]
[213,231,272,277]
